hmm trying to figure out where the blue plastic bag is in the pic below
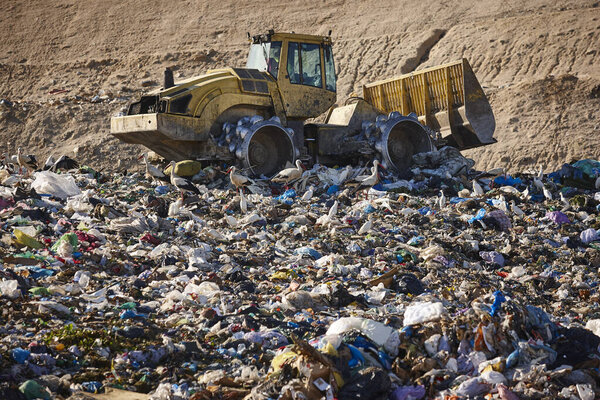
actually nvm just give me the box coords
[490,290,506,316]
[468,208,486,224]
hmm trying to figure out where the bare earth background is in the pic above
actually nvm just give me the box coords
[0,0,599,173]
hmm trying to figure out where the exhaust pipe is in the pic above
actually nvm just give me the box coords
[164,68,174,89]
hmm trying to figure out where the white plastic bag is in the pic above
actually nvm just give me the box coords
[403,301,447,326]
[326,317,400,356]
[31,171,81,199]
[0,279,20,299]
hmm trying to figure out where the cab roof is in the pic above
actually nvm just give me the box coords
[250,31,332,45]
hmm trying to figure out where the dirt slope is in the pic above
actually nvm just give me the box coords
[0,0,599,172]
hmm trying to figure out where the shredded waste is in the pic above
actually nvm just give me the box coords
[1,151,600,399]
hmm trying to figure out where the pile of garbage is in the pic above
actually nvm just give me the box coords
[1,151,600,400]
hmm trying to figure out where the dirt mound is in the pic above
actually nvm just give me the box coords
[0,0,599,172]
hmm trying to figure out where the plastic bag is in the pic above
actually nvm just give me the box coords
[51,232,79,256]
[19,379,51,400]
[390,385,426,400]
[326,317,400,357]
[403,301,447,326]
[31,171,81,199]
[0,280,20,299]
[13,228,44,249]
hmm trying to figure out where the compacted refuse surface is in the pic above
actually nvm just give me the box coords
[1,153,600,400]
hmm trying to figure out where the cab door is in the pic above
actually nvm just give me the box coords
[277,40,336,119]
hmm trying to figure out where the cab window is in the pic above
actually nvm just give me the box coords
[287,42,301,84]
[286,42,323,88]
[301,43,322,88]
[324,44,336,92]
[267,41,282,79]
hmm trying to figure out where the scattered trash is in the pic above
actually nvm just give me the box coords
[0,156,599,399]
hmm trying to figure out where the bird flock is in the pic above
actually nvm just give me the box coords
[1,148,79,176]
[6,148,592,231]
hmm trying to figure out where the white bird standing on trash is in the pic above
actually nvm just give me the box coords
[559,192,570,209]
[533,177,544,192]
[169,161,200,200]
[227,166,251,194]
[239,190,248,213]
[271,160,305,189]
[334,165,353,186]
[140,153,167,184]
[438,190,446,209]
[328,200,338,219]
[521,186,530,201]
[17,147,38,176]
[472,180,484,197]
[542,185,553,201]
[316,199,339,227]
[497,194,509,213]
[537,165,544,179]
[357,160,380,199]
[301,185,314,201]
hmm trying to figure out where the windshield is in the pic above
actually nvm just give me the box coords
[246,42,282,79]
[246,43,270,71]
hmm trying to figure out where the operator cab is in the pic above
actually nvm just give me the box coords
[246,31,337,119]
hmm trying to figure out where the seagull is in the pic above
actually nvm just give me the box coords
[510,200,524,216]
[499,185,520,195]
[542,186,553,201]
[140,153,167,184]
[497,195,509,213]
[472,180,484,197]
[595,176,600,190]
[537,165,544,180]
[328,200,338,219]
[559,192,570,209]
[271,160,305,188]
[533,178,544,192]
[227,166,251,194]
[315,200,342,227]
[239,190,248,213]
[169,160,200,200]
[17,147,38,175]
[356,160,380,199]
[301,185,314,201]
[521,186,530,201]
[438,190,446,209]
[333,165,353,186]
[358,219,373,235]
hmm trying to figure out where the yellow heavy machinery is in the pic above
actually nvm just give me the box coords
[111,31,495,176]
